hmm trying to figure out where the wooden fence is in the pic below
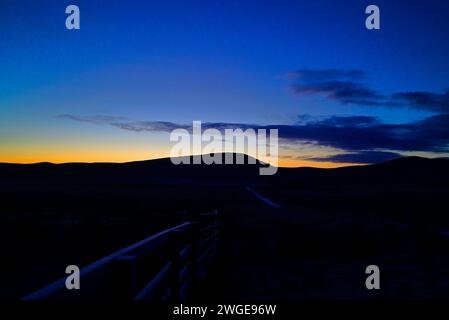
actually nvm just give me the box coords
[23,211,219,300]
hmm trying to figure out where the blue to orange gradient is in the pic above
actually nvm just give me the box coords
[1,0,449,167]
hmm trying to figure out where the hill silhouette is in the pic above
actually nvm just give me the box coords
[0,153,261,186]
[1,154,449,188]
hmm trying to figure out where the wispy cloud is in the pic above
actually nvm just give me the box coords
[57,115,190,132]
[289,69,388,106]
[288,69,449,112]
[59,113,449,163]
[57,114,128,124]
[110,121,191,132]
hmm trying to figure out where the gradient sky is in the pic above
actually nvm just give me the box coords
[1,0,449,166]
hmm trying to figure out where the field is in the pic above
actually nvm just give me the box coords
[1,156,449,299]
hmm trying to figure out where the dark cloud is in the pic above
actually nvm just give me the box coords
[308,150,402,164]
[289,69,449,112]
[270,114,449,153]
[289,69,386,106]
[290,81,385,106]
[393,90,449,113]
[57,68,449,164]
[60,113,449,159]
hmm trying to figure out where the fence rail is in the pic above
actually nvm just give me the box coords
[23,211,219,300]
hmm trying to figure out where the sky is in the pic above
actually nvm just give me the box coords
[1,0,449,166]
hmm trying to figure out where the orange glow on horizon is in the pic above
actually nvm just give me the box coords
[0,145,169,164]
[278,157,356,168]
[0,151,357,168]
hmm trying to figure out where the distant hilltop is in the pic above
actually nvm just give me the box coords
[1,154,449,188]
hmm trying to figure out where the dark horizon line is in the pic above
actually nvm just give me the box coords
[1,153,447,169]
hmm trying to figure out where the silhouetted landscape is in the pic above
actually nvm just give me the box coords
[2,154,449,299]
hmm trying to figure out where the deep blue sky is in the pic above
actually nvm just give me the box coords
[1,0,449,165]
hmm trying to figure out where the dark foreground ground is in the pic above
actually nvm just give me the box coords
[1,155,449,299]
[202,190,449,299]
